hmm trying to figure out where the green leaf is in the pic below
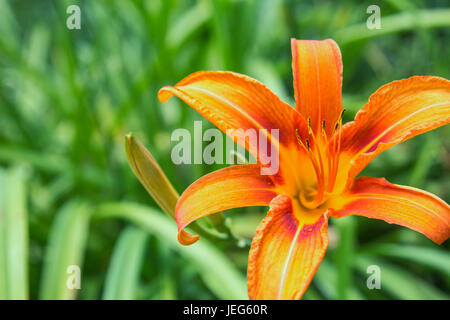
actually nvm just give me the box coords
[95,202,248,299]
[314,259,364,300]
[39,201,91,299]
[356,255,448,300]
[102,226,148,300]
[166,1,212,49]
[362,244,450,277]
[0,170,5,300]
[335,9,450,45]
[0,166,29,299]
[334,216,356,299]
[409,134,440,187]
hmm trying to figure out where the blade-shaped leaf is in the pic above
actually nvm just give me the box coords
[356,255,448,300]
[102,226,148,300]
[362,244,450,277]
[95,202,248,299]
[314,258,364,300]
[39,201,91,299]
[0,166,29,299]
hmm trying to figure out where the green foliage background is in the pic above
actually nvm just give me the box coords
[0,0,449,299]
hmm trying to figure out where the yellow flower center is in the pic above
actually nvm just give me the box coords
[294,111,346,211]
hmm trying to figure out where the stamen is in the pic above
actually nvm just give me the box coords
[328,121,338,191]
[308,132,326,205]
[295,129,306,151]
[307,117,313,136]
[340,108,346,120]
[322,119,333,190]
[296,129,312,155]
[295,129,325,207]
[327,109,346,192]
[335,119,343,173]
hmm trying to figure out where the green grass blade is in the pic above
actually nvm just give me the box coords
[95,202,248,300]
[0,169,5,299]
[315,259,364,300]
[166,1,212,49]
[102,226,148,300]
[39,201,91,299]
[362,244,450,277]
[334,216,356,299]
[0,167,29,299]
[335,9,450,45]
[409,134,440,187]
[356,255,448,299]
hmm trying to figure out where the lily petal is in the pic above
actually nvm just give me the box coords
[337,76,450,189]
[247,195,328,299]
[158,71,309,165]
[331,177,450,244]
[291,38,343,136]
[176,164,278,245]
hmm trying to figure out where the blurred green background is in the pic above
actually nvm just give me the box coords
[0,0,449,300]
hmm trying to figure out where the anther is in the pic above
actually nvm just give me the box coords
[296,129,307,151]
[295,129,301,144]
[307,117,312,134]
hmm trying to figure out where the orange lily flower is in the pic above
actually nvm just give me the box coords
[158,38,450,299]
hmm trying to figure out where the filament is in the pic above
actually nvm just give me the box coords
[327,109,345,192]
[296,127,325,208]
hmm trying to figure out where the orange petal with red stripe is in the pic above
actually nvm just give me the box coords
[247,195,328,299]
[158,71,308,160]
[331,177,450,244]
[336,76,450,189]
[176,164,278,245]
[291,38,343,136]
[159,71,311,194]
